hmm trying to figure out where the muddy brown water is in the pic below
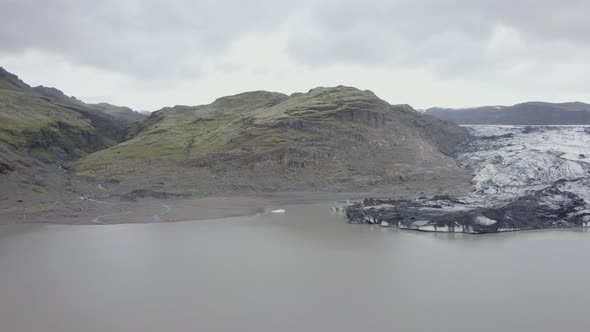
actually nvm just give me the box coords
[1,202,589,331]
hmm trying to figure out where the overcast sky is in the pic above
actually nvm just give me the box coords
[1,0,589,111]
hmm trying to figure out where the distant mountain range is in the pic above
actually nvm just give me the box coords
[425,102,590,125]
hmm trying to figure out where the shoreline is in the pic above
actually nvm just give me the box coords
[0,182,472,225]
[0,192,369,225]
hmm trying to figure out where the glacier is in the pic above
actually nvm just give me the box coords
[346,126,590,233]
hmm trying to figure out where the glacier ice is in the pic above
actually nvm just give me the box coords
[346,126,590,233]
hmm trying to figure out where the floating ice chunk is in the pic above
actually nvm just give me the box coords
[476,216,498,226]
[380,221,390,227]
[271,209,286,214]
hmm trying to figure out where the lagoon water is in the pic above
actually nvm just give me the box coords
[1,202,589,332]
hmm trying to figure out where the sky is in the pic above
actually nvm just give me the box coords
[1,0,589,111]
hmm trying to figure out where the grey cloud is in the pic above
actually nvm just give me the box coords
[0,0,297,78]
[3,0,588,80]
[286,0,590,77]
[0,0,588,109]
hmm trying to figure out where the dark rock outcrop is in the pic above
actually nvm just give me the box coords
[347,179,590,233]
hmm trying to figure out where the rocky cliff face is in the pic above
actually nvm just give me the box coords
[426,102,590,125]
[347,126,590,233]
[73,86,471,196]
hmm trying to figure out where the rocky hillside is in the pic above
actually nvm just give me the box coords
[426,102,590,125]
[73,86,471,196]
[1,66,472,219]
[0,67,128,210]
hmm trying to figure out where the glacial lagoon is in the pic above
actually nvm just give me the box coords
[1,202,589,332]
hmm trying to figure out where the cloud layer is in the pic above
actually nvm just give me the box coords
[1,0,588,109]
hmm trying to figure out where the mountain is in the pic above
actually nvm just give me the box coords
[0,67,31,91]
[0,68,127,160]
[87,103,148,123]
[72,86,471,197]
[1,67,472,219]
[32,85,86,105]
[32,85,147,123]
[0,67,128,210]
[425,102,590,125]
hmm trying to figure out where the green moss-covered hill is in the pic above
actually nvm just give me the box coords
[0,67,130,209]
[73,86,470,194]
[0,68,127,164]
